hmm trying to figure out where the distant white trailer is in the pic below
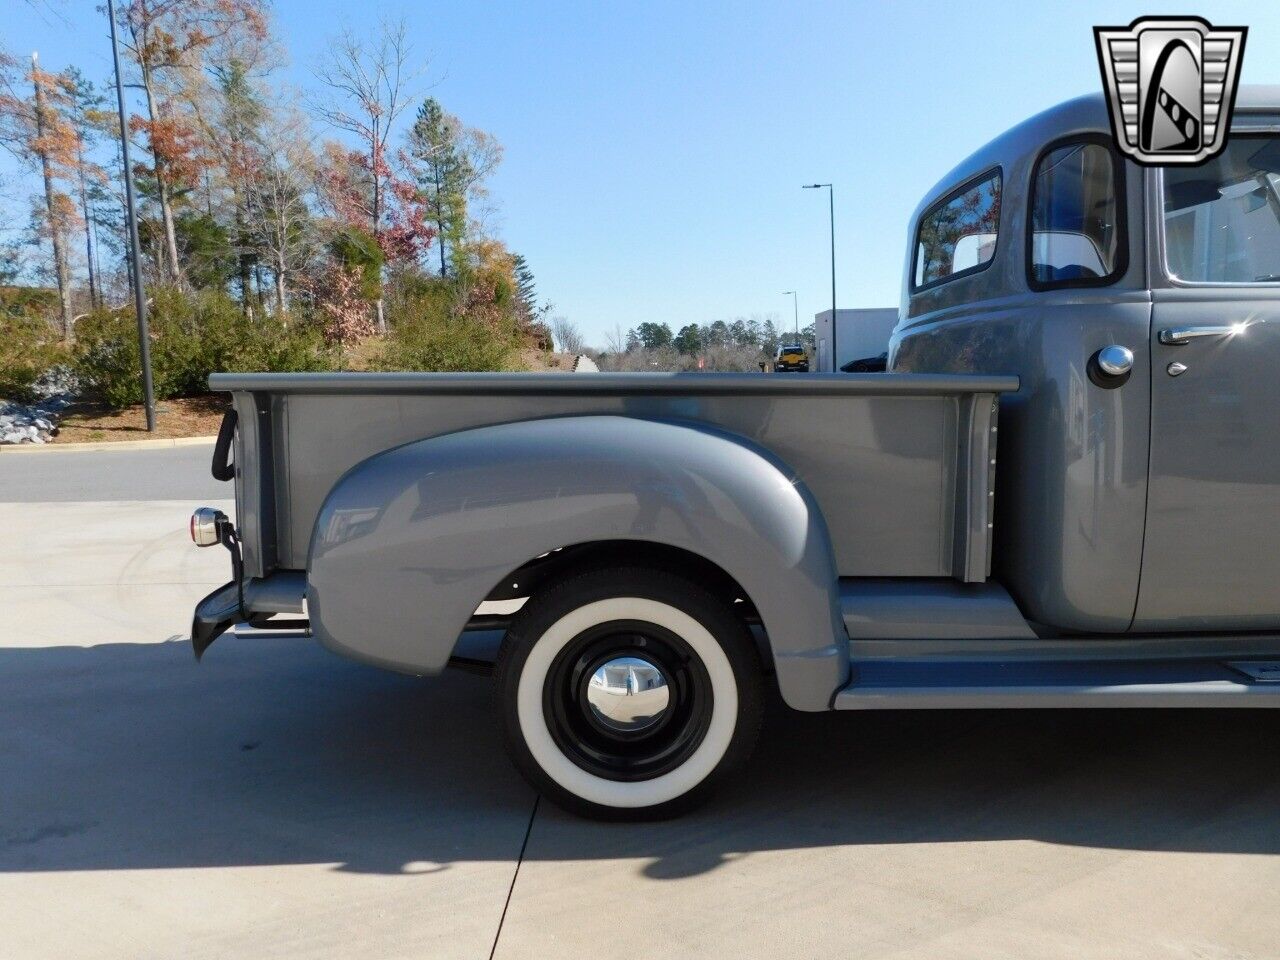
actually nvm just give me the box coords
[813,308,899,372]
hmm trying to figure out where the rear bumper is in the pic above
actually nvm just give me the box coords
[191,570,308,659]
[192,581,241,659]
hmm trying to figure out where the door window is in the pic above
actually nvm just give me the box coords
[1029,141,1124,288]
[1163,136,1280,284]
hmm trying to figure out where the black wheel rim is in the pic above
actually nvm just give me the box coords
[543,619,713,782]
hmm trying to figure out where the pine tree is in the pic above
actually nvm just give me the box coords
[405,97,501,278]
[511,252,545,324]
[674,324,702,355]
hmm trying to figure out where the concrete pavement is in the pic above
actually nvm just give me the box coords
[498,707,1280,959]
[1,447,539,958]
[4,446,1280,959]
[0,500,232,646]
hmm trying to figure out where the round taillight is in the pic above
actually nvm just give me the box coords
[190,507,226,547]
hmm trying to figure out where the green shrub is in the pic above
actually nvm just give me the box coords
[376,277,523,372]
[74,287,332,408]
[73,310,144,407]
[0,302,67,401]
[377,310,519,372]
[231,318,331,374]
[0,286,59,315]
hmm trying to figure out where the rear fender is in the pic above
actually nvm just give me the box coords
[307,415,847,710]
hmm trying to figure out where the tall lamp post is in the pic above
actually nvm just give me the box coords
[107,0,156,431]
[803,183,836,371]
[782,290,799,337]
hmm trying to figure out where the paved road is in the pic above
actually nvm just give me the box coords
[0,442,226,502]
[4,449,1280,959]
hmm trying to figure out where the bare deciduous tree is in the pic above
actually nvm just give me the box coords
[245,108,317,316]
[30,54,78,338]
[0,48,26,161]
[314,18,419,332]
[603,322,630,356]
[551,315,585,354]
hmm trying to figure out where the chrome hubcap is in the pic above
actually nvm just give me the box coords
[546,622,713,782]
[584,656,670,733]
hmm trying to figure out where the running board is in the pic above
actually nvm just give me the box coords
[834,659,1280,709]
[232,621,311,641]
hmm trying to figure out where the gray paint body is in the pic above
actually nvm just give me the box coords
[835,659,1280,709]
[307,416,847,709]
[840,579,1037,644]
[220,373,1007,585]
[1137,162,1280,630]
[890,87,1280,637]
[211,372,1008,711]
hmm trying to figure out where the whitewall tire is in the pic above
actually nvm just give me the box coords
[495,567,763,819]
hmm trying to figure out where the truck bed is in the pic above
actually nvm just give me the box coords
[211,371,1016,583]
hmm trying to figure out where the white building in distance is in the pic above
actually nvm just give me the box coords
[813,308,899,372]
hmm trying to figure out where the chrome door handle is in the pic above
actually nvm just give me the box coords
[1158,324,1241,345]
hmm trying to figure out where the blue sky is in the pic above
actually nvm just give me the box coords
[7,0,1280,345]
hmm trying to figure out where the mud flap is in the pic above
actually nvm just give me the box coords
[191,581,242,660]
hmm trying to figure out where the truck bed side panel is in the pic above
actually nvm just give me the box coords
[210,374,1010,582]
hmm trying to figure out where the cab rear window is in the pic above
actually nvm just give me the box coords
[913,170,1002,291]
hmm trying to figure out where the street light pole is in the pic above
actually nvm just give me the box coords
[107,0,156,431]
[782,290,798,337]
[803,183,836,370]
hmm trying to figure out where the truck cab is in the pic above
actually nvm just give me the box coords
[891,87,1280,636]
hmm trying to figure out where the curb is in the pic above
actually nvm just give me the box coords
[0,435,217,453]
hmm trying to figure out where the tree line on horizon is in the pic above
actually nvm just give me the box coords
[587,314,816,372]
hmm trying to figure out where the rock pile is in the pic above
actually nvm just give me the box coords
[0,367,77,445]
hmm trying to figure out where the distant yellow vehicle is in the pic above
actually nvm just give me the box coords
[773,343,809,372]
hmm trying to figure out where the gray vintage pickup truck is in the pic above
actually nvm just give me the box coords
[191,89,1280,818]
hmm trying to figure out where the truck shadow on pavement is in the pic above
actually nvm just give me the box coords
[3,634,1279,880]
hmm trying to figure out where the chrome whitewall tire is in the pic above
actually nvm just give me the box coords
[496,568,763,819]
